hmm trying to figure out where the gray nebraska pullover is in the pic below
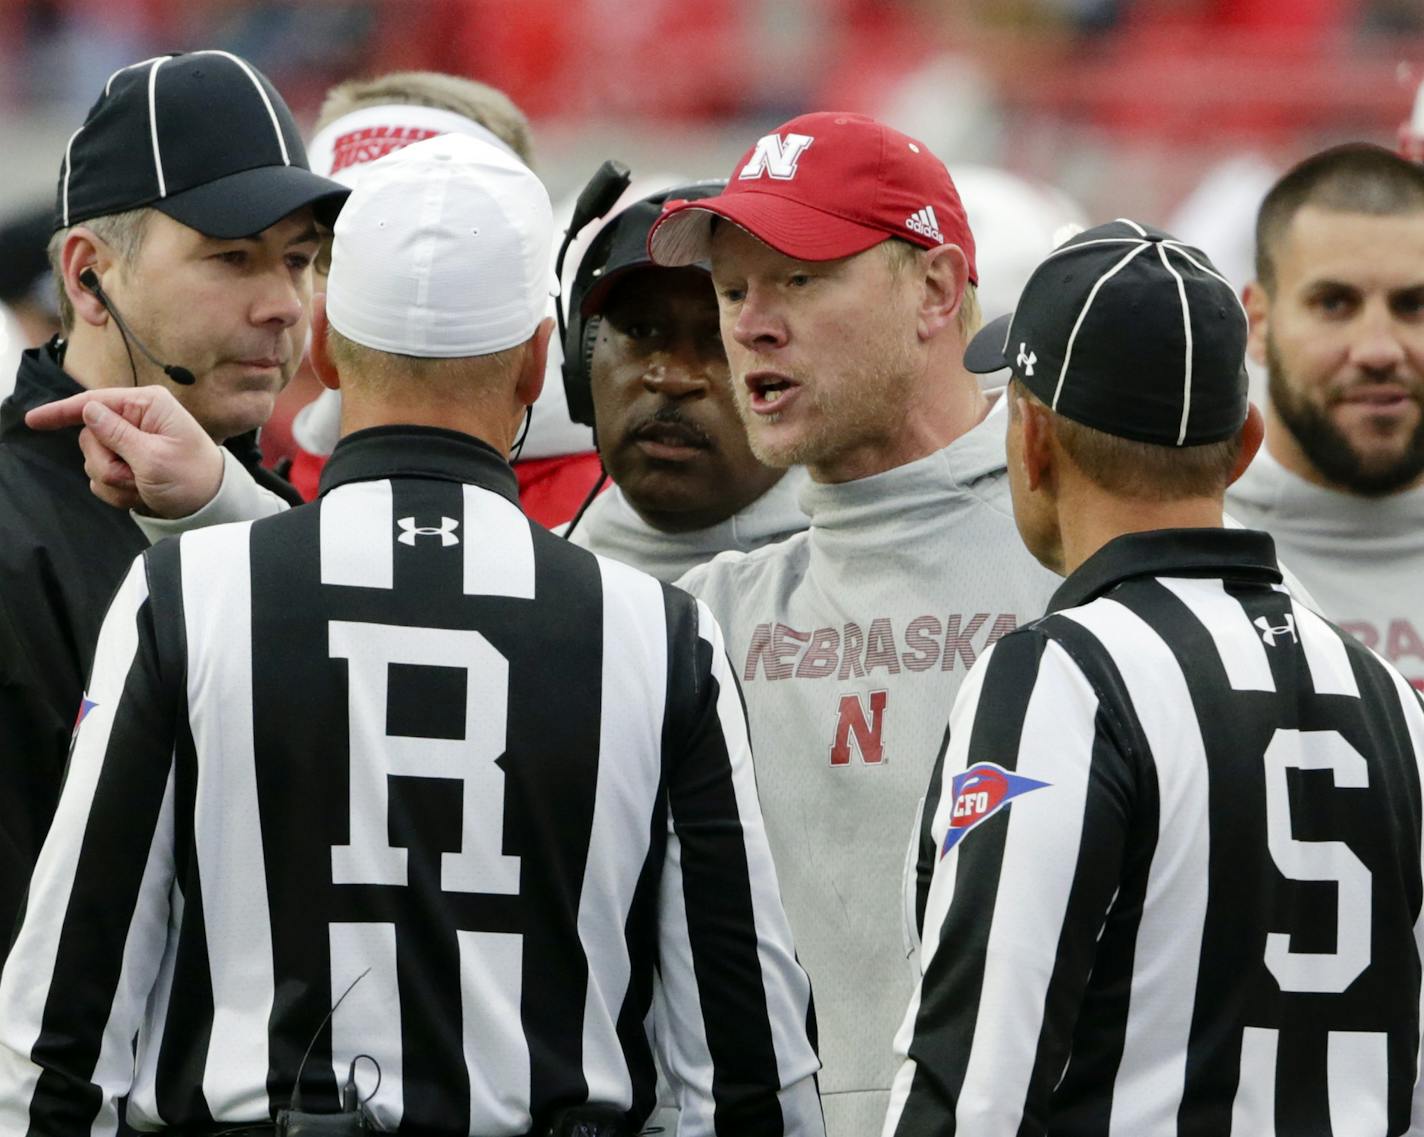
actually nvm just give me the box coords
[678,404,1060,1137]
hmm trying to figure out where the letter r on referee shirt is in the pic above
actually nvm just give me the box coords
[328,620,520,895]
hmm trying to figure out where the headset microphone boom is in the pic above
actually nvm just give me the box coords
[79,267,196,386]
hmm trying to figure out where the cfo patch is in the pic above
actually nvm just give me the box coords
[74,695,97,730]
[941,762,1050,857]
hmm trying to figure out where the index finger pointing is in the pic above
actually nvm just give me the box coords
[24,393,93,431]
[25,389,149,432]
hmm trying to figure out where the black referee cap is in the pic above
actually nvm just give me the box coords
[57,51,349,239]
[965,219,1249,447]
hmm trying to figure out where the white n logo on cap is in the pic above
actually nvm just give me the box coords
[739,132,814,181]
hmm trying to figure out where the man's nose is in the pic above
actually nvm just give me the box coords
[730,286,788,352]
[1350,302,1408,375]
[252,267,305,329]
[643,343,715,398]
[644,365,708,399]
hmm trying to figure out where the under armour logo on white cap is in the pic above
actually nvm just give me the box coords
[397,516,460,547]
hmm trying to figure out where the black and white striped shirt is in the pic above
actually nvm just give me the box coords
[0,427,823,1137]
[886,528,1424,1137]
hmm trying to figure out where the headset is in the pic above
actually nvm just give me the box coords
[79,267,196,386]
[557,173,725,430]
[552,161,632,426]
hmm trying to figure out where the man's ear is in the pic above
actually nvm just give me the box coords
[1019,394,1055,493]
[917,243,970,342]
[308,293,340,391]
[516,316,553,409]
[61,228,113,329]
[1228,402,1265,485]
[1243,281,1270,368]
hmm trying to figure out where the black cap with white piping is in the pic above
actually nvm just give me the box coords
[56,51,349,239]
[964,219,1249,447]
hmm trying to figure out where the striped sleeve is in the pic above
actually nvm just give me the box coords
[0,553,178,1137]
[884,628,1133,1137]
[654,596,823,1137]
[1384,668,1424,1135]
[908,721,953,954]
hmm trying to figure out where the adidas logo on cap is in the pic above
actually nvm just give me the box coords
[906,205,943,242]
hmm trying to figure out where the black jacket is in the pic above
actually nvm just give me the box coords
[0,340,300,945]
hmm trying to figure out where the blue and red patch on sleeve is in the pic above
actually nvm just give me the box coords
[74,695,97,730]
[941,762,1050,857]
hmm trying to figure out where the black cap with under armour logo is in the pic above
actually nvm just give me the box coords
[56,51,349,239]
[964,219,1249,447]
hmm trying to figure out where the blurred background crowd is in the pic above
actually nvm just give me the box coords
[3,0,1424,414]
[6,1,1423,197]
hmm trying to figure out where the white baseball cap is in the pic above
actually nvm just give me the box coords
[325,132,556,358]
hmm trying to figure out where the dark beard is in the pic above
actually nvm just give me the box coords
[1266,337,1424,497]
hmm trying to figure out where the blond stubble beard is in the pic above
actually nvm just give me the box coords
[733,337,921,471]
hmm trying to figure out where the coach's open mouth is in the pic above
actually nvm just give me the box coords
[746,370,800,415]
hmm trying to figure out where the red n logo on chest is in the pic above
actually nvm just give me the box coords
[829,690,888,766]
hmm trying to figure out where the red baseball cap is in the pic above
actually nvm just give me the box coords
[647,111,977,281]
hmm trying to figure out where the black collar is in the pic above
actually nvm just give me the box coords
[4,341,285,496]
[1048,527,1281,614]
[319,425,520,507]
[2,338,81,434]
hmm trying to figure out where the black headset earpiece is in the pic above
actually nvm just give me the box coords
[562,216,620,429]
[553,160,632,432]
[562,315,602,429]
[560,295,594,428]
[581,317,601,379]
[75,264,197,386]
